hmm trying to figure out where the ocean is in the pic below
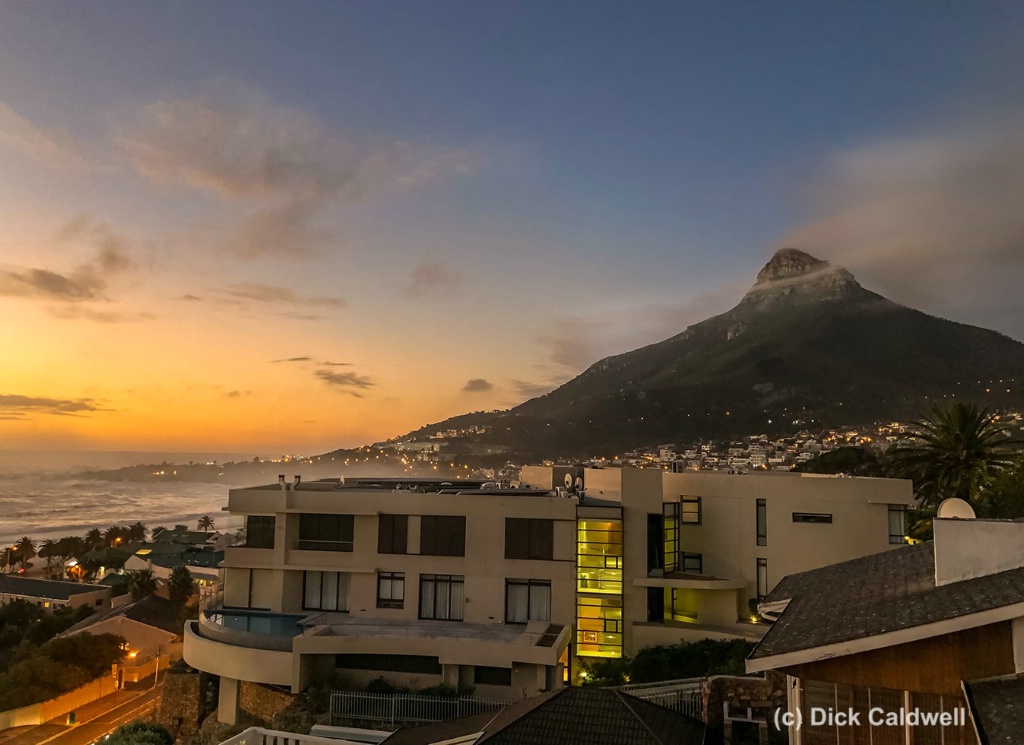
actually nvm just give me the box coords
[0,450,257,544]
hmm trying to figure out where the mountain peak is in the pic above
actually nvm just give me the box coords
[742,248,861,304]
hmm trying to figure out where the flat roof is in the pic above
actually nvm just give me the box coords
[0,575,108,600]
[242,477,556,497]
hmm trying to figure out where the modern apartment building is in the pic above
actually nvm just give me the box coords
[184,468,913,724]
[519,466,915,661]
[183,477,575,724]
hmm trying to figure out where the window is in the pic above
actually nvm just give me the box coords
[505,579,551,623]
[419,574,464,620]
[756,558,768,600]
[663,503,679,572]
[475,666,512,686]
[298,514,353,552]
[756,499,767,546]
[303,571,350,611]
[376,572,405,609]
[682,552,703,574]
[504,518,554,560]
[681,497,702,525]
[646,514,664,574]
[793,512,833,524]
[575,595,623,658]
[378,514,408,554]
[576,519,623,594]
[888,505,908,544]
[420,516,466,557]
[336,654,441,675]
[244,516,275,549]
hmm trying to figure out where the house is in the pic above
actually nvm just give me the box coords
[380,687,705,745]
[519,466,914,661]
[183,477,575,725]
[0,575,112,612]
[745,511,1024,745]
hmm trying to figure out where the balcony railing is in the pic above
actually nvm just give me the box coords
[301,615,566,647]
[293,539,354,552]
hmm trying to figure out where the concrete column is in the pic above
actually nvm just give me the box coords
[218,676,240,725]
[442,663,459,688]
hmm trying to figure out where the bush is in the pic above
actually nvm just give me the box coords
[105,722,173,745]
[0,632,125,708]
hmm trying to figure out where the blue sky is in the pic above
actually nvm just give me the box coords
[1,3,1023,451]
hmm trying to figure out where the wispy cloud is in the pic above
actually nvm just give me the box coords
[0,394,106,419]
[119,84,481,259]
[780,117,1024,335]
[508,379,560,399]
[461,378,494,393]
[0,216,139,318]
[222,282,346,308]
[0,101,86,169]
[406,258,463,297]
[315,369,375,398]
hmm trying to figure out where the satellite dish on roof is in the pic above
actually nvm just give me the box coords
[936,498,976,520]
[564,473,573,488]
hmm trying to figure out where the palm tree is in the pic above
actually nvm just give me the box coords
[85,527,103,550]
[38,539,58,579]
[103,525,125,547]
[14,536,36,570]
[891,402,1021,509]
[128,568,158,601]
[197,516,216,534]
[126,522,148,543]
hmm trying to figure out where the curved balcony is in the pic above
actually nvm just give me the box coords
[184,620,294,686]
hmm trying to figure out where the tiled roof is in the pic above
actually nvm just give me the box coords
[964,674,1024,745]
[750,542,1024,661]
[0,575,107,601]
[382,688,705,745]
[60,594,183,636]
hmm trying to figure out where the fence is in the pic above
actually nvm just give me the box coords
[330,692,512,729]
[613,677,705,721]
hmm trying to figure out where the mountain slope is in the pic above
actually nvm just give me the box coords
[401,249,1024,458]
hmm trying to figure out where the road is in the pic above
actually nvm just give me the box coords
[1,677,164,745]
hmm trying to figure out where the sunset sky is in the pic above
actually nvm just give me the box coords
[2,3,1024,454]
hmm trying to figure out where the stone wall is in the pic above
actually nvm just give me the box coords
[156,669,202,738]
[701,672,788,745]
[239,681,298,725]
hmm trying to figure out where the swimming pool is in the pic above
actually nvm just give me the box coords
[208,611,305,637]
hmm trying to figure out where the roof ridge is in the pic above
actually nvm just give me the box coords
[615,691,665,745]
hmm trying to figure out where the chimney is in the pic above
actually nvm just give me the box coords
[294,475,302,488]
[279,475,286,490]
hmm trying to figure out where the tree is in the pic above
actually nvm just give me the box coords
[126,522,148,543]
[127,569,157,601]
[197,515,216,533]
[104,722,173,745]
[103,525,125,547]
[890,402,1021,508]
[168,566,195,606]
[151,526,167,539]
[38,540,58,579]
[85,527,103,549]
[14,537,36,570]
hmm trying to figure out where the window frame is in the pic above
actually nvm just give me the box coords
[243,515,276,549]
[888,505,908,545]
[504,518,554,560]
[792,512,833,524]
[378,514,409,555]
[756,558,769,600]
[680,497,702,525]
[504,578,552,624]
[302,570,350,612]
[681,552,703,574]
[756,499,767,546]
[418,573,465,621]
[376,571,405,609]
[420,516,467,557]
[298,513,354,552]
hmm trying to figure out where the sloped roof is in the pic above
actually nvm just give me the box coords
[60,594,183,636]
[964,674,1024,745]
[750,542,1024,662]
[382,688,704,745]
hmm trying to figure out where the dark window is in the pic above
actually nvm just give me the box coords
[298,514,353,552]
[504,518,554,560]
[336,654,441,675]
[756,558,768,599]
[421,516,466,557]
[505,579,551,623]
[681,497,702,524]
[419,574,464,620]
[682,552,703,574]
[756,499,767,546]
[95,599,103,606]
[303,571,349,611]
[888,505,908,544]
[793,512,833,524]
[376,572,405,609]
[646,514,665,574]
[646,587,664,622]
[244,516,275,549]
[378,514,408,554]
[475,666,512,686]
